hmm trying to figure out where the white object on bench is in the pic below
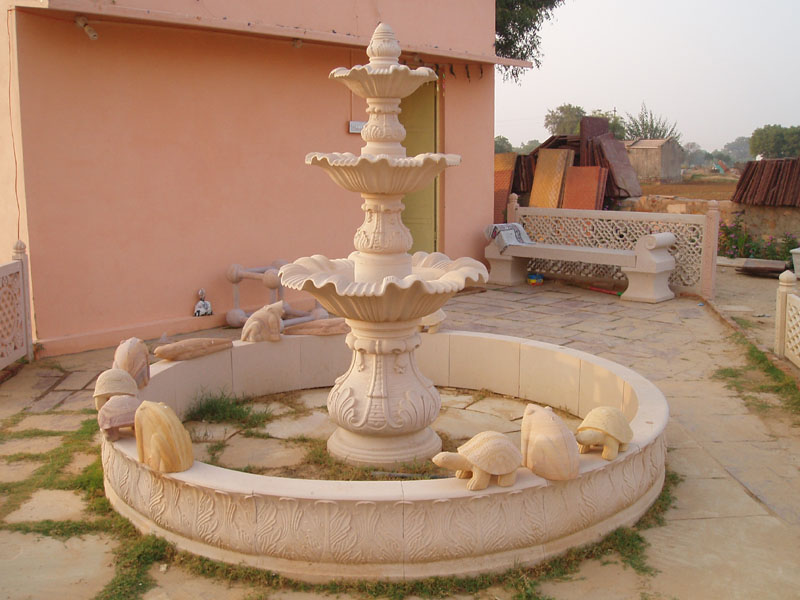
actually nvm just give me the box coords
[485,232,676,303]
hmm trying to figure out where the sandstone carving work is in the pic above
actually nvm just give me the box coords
[112,337,150,388]
[134,401,193,473]
[283,316,350,336]
[241,301,285,343]
[153,338,233,361]
[520,404,579,481]
[278,23,487,466]
[103,432,666,571]
[93,368,139,411]
[575,406,634,461]
[98,394,142,440]
[433,431,522,491]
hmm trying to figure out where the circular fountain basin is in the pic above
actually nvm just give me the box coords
[102,331,668,583]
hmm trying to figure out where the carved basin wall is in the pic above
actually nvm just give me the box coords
[103,331,668,583]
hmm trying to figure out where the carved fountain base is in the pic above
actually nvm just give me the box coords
[327,426,441,467]
[326,319,442,466]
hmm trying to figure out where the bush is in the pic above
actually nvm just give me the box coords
[718,216,797,261]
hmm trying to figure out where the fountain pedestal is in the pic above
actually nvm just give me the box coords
[280,23,487,466]
[326,320,441,465]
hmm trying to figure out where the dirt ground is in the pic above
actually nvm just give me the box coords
[640,176,738,201]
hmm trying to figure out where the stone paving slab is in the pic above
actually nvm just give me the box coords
[644,516,800,599]
[55,370,99,391]
[143,564,250,599]
[0,459,42,482]
[262,410,336,440]
[0,531,116,600]
[217,437,306,470]
[665,477,768,520]
[64,452,98,475]
[675,413,773,442]
[432,407,520,440]
[665,447,727,479]
[26,390,71,412]
[57,389,95,411]
[0,436,63,456]
[5,489,87,522]
[536,556,645,600]
[9,413,91,432]
[466,397,528,420]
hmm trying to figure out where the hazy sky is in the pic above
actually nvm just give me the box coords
[494,0,799,151]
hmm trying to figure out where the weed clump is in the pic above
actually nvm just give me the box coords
[184,392,269,429]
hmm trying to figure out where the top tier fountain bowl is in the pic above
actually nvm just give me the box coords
[280,23,488,467]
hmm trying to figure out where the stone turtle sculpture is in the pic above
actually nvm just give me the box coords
[520,404,579,480]
[98,394,142,440]
[575,406,633,461]
[93,368,139,411]
[432,430,522,491]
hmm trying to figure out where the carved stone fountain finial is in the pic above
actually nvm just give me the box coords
[366,22,402,65]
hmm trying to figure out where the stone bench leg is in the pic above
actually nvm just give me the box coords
[620,233,676,303]
[485,244,528,286]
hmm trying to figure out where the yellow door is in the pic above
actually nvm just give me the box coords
[399,82,437,253]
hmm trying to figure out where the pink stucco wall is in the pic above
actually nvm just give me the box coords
[9,4,495,355]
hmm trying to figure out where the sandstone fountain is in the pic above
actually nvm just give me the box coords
[279,23,487,467]
[100,23,669,583]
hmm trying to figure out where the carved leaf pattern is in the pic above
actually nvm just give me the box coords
[315,500,357,562]
[254,496,281,555]
[148,475,166,526]
[277,498,304,560]
[473,494,507,554]
[404,501,432,561]
[620,453,640,506]
[519,489,547,546]
[101,434,666,567]
[577,471,606,529]
[229,494,257,551]
[195,492,219,545]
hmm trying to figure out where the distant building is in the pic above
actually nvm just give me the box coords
[624,138,683,183]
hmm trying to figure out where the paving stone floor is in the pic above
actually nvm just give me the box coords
[1,266,799,599]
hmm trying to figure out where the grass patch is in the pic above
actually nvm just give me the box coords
[184,391,270,429]
[731,316,755,329]
[95,534,173,600]
[714,334,800,413]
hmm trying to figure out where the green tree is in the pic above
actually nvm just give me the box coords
[722,136,753,163]
[750,124,800,158]
[623,102,681,143]
[514,139,541,154]
[683,142,712,168]
[495,0,565,81]
[544,103,586,135]
[590,109,625,139]
[711,150,733,166]
[495,135,514,153]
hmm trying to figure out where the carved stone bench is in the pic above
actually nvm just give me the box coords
[485,232,677,303]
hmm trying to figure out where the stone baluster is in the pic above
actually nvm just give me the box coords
[701,200,720,300]
[775,270,797,357]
